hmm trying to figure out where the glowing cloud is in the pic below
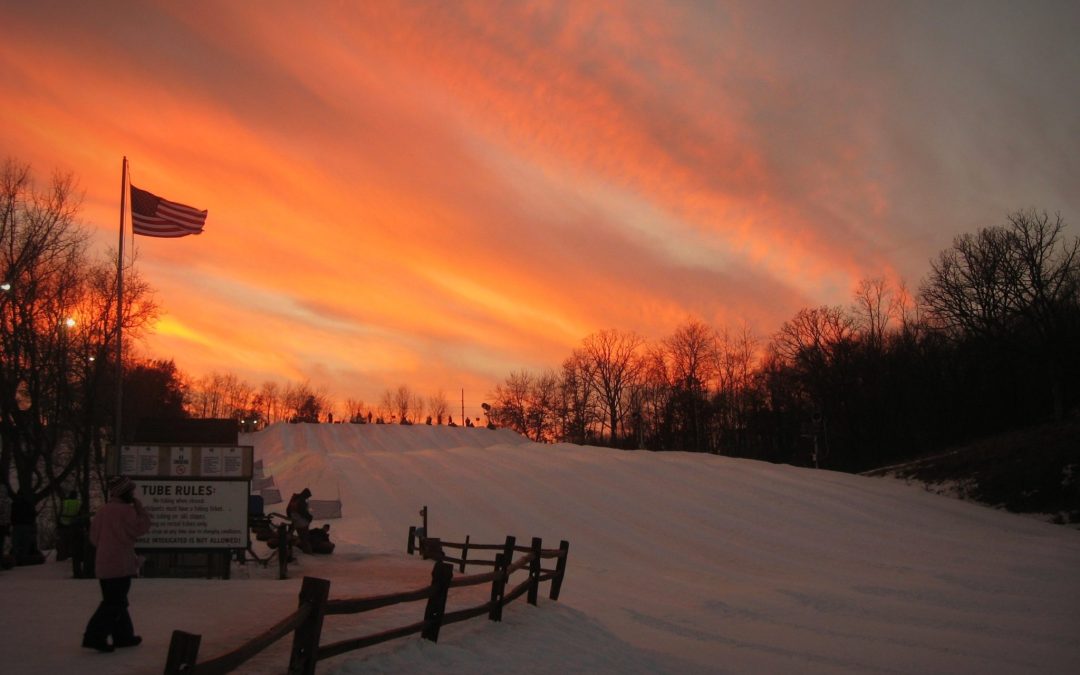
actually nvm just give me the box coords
[0,0,1076,415]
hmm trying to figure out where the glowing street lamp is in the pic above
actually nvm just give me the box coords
[64,317,76,328]
[1,282,10,291]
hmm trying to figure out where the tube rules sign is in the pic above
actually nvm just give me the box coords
[134,480,249,549]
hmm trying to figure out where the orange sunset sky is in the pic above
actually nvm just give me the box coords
[2,1,1077,418]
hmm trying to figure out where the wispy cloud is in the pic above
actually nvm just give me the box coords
[1,0,1076,412]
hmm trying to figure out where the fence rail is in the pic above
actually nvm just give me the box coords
[164,576,329,675]
[164,523,569,674]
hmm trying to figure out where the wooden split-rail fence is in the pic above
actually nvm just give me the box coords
[163,527,570,674]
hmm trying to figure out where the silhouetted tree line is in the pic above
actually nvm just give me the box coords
[488,209,1080,472]
[5,154,1076,510]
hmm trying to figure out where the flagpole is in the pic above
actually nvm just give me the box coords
[115,157,127,447]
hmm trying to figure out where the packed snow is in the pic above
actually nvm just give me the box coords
[2,424,1078,674]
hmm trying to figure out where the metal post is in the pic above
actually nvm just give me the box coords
[114,157,127,445]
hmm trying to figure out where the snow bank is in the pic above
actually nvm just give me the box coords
[1,423,1077,674]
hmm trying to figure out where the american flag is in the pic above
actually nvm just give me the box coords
[130,185,207,238]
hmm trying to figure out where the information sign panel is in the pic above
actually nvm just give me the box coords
[170,447,194,476]
[108,445,253,479]
[135,480,249,549]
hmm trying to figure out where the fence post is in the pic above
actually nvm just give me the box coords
[163,630,201,675]
[459,534,470,572]
[278,523,290,580]
[407,525,417,555]
[549,540,570,600]
[421,561,454,642]
[488,552,507,622]
[421,537,443,561]
[527,537,542,606]
[501,535,516,566]
[287,576,331,675]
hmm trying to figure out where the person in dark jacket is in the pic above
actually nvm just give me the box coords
[286,488,314,554]
[82,476,151,653]
[0,489,11,567]
[11,490,41,565]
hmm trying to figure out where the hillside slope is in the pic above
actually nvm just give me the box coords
[248,423,1080,674]
[864,420,1080,526]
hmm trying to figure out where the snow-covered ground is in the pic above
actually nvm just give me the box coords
[2,424,1078,674]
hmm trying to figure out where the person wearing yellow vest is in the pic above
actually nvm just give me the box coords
[60,491,81,526]
[57,490,83,569]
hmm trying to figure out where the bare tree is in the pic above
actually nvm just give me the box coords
[408,390,425,425]
[1006,210,1079,328]
[489,371,532,435]
[921,210,1079,418]
[920,226,1020,337]
[662,319,719,451]
[893,278,922,335]
[715,322,760,453]
[284,381,328,423]
[665,318,718,390]
[382,384,418,424]
[344,397,367,423]
[393,385,412,423]
[528,369,560,442]
[581,329,645,445]
[223,373,254,419]
[770,306,856,367]
[851,277,893,347]
[426,390,449,425]
[636,343,673,449]
[558,349,599,444]
[376,389,393,422]
[258,381,282,425]
[0,159,156,509]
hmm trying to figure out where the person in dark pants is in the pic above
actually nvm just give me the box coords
[83,476,151,653]
[11,490,41,565]
[69,512,91,578]
[56,490,81,562]
[0,488,11,568]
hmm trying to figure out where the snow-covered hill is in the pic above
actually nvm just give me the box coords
[3,423,1078,674]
